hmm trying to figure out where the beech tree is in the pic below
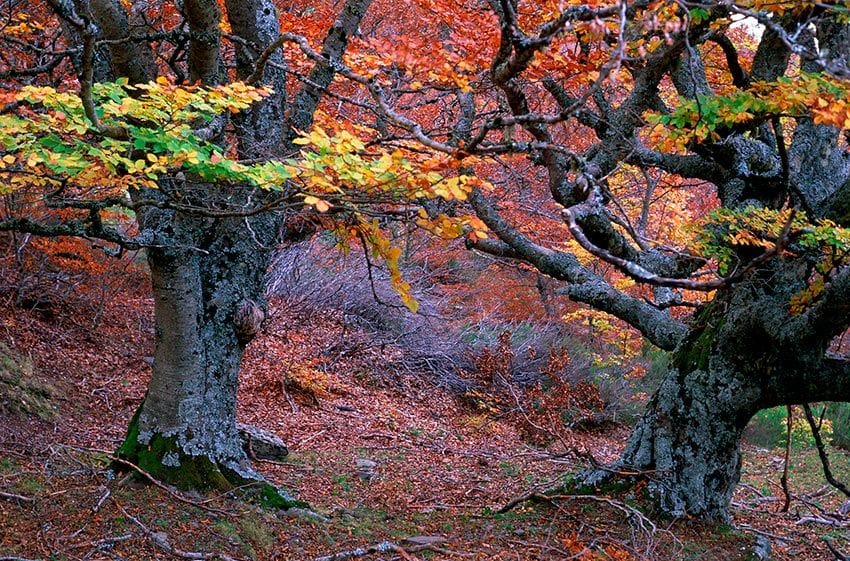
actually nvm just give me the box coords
[275,0,850,521]
[0,0,380,501]
[435,1,850,521]
[7,0,850,523]
[0,0,481,499]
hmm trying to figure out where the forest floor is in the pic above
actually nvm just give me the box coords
[1,289,850,560]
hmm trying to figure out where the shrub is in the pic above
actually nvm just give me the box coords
[828,402,850,450]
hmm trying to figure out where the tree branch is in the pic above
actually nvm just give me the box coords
[288,0,373,138]
[803,403,850,498]
[468,189,687,350]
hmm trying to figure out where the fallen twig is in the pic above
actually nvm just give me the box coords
[309,538,468,561]
[93,485,111,512]
[499,491,658,538]
[69,533,135,549]
[735,524,791,544]
[59,445,234,516]
[110,455,234,515]
[796,515,850,527]
[111,497,242,561]
[499,490,551,514]
[0,491,35,503]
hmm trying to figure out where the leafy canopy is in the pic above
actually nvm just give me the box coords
[0,78,491,311]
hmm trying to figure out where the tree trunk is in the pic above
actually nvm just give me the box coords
[90,0,371,501]
[612,366,758,521]
[115,213,298,506]
[588,265,850,521]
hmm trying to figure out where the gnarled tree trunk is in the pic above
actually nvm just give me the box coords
[72,0,374,494]
[598,261,850,521]
[117,214,278,492]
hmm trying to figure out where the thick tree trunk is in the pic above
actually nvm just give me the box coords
[590,267,850,521]
[94,0,371,501]
[612,365,758,521]
[115,214,299,506]
[610,298,762,521]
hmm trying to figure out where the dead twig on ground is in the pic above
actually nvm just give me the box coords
[93,485,110,512]
[60,445,234,516]
[310,538,471,561]
[499,492,659,539]
[0,491,35,503]
[796,515,850,527]
[735,524,791,544]
[311,541,408,561]
[110,497,242,561]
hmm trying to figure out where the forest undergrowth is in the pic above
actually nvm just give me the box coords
[1,259,849,561]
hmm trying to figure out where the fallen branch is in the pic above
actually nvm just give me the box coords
[0,491,35,503]
[796,516,850,527]
[499,492,657,537]
[311,541,407,561]
[93,486,110,512]
[309,538,469,561]
[499,490,553,514]
[111,455,232,515]
[735,524,791,544]
[111,497,242,561]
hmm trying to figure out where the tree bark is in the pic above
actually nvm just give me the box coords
[97,0,373,496]
[116,213,290,499]
[586,261,850,521]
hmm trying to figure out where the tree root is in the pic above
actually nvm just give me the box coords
[499,465,640,514]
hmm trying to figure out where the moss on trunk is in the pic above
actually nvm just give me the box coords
[116,408,231,491]
[673,299,726,374]
[115,405,306,509]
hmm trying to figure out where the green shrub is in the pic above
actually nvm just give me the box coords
[744,405,834,449]
[743,407,788,449]
[828,402,850,450]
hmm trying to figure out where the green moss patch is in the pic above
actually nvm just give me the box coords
[116,405,305,509]
[0,342,56,420]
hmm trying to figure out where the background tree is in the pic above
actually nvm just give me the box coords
[275,0,850,521]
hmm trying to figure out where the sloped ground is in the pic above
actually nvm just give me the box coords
[0,288,847,560]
